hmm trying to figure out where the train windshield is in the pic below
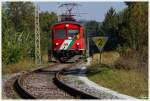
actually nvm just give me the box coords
[68,30,79,39]
[55,29,66,39]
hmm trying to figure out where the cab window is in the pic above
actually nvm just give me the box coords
[68,30,79,38]
[55,29,66,39]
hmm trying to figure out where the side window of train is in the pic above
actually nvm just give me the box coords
[55,29,66,39]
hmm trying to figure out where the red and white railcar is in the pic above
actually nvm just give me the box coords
[50,21,86,62]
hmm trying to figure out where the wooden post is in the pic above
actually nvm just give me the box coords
[99,49,103,64]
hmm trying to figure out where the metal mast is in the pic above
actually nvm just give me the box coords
[35,4,41,64]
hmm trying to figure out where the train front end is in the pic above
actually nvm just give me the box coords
[51,22,86,62]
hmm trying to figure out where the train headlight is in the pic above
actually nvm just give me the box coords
[77,43,80,45]
[56,43,59,45]
[65,24,69,27]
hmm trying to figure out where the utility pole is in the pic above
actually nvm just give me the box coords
[35,4,41,64]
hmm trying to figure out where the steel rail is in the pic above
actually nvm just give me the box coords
[54,70,100,99]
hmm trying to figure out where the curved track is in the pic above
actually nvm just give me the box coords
[13,63,99,99]
[54,71,99,99]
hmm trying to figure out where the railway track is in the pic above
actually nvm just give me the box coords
[54,70,99,99]
[13,62,99,99]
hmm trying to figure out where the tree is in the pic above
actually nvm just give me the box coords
[39,11,58,53]
[2,2,35,64]
[101,7,118,36]
[2,2,59,65]
[126,2,148,50]
[85,20,101,36]
[6,2,35,33]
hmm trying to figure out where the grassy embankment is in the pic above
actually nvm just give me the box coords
[87,51,148,98]
[2,54,52,75]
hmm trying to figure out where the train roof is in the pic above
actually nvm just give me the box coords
[51,21,84,28]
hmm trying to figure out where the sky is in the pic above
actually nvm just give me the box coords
[37,2,127,22]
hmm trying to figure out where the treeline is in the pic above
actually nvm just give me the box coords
[86,2,148,72]
[2,2,58,64]
[104,2,148,66]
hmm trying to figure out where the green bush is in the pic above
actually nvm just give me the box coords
[2,38,23,64]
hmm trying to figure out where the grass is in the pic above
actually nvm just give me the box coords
[87,64,148,99]
[2,54,52,75]
[92,51,120,65]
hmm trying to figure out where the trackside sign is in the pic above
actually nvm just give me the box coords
[92,37,108,52]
